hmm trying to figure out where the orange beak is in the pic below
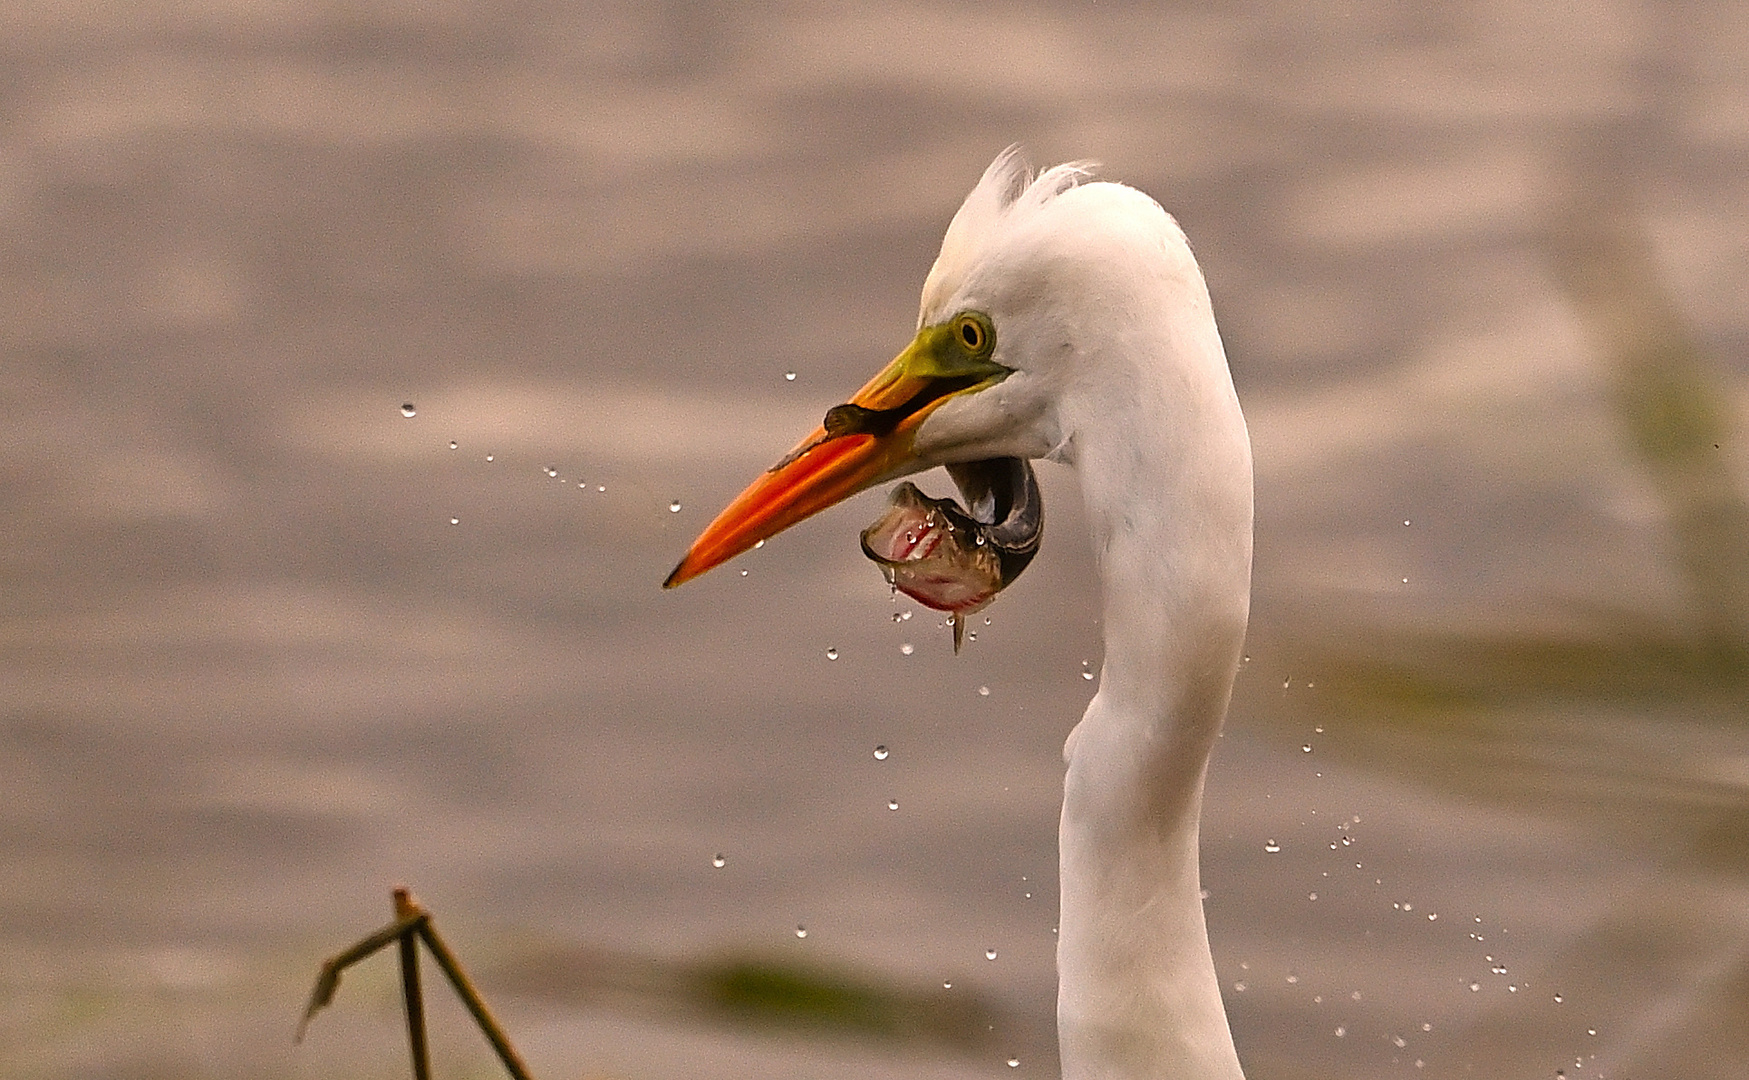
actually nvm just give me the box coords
[664,322,1008,588]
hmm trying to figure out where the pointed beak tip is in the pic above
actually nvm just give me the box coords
[663,559,695,589]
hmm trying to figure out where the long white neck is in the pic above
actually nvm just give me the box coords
[1053,265,1253,1079]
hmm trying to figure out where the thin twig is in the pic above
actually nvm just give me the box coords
[394,889,432,1080]
[296,907,429,1043]
[298,887,537,1080]
[416,919,536,1080]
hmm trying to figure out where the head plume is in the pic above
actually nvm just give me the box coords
[918,147,1096,327]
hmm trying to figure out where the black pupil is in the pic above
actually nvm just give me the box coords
[961,322,979,347]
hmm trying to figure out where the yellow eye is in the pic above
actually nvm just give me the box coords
[954,314,991,354]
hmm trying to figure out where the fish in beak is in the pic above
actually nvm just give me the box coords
[859,457,1042,652]
[664,314,1043,648]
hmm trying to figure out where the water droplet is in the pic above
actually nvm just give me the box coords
[669,500,681,513]
[1286,974,1299,984]
[1415,1061,1424,1069]
[1428,912,1437,920]
[1007,1059,1020,1069]
[826,647,839,661]
[485,454,495,462]
[1507,984,1517,992]
[1234,981,1247,992]
[978,685,990,696]
[873,745,888,759]
[596,485,606,492]
[1393,1035,1407,1048]
[400,403,416,417]
[1308,892,1318,900]
[712,854,726,868]
[1081,661,1094,680]
[1024,892,1031,899]
[1402,576,1409,583]
[1314,725,1324,733]
[448,440,458,450]
[985,948,997,961]
[887,799,899,811]
[795,926,807,939]
[1264,840,1281,853]
[1303,744,1313,752]
[1421,1023,1432,1032]
[967,631,977,641]
[900,643,914,655]
[1403,903,1413,911]
[943,980,952,989]
[1404,519,1412,526]
[891,612,903,623]
[1334,1026,1346,1038]
[1553,993,1564,1003]
[1351,990,1361,1000]
[740,569,749,577]
[754,539,765,548]
[900,610,912,621]
[1341,836,1353,846]
[784,371,796,381]
[1587,1028,1596,1036]
[1469,982,1480,992]
[449,517,459,525]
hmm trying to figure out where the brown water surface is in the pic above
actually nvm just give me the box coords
[2,2,1747,1078]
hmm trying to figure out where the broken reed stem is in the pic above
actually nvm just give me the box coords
[297,886,535,1080]
[296,907,429,1043]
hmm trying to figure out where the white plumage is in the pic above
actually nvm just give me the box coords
[672,150,1254,1079]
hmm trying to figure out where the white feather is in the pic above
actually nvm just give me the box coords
[911,152,1253,1079]
[918,147,1097,328]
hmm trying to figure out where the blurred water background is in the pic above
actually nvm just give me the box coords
[2,1,1747,1078]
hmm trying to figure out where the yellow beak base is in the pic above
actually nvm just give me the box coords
[664,322,1008,587]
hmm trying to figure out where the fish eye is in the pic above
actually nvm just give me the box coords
[954,313,991,354]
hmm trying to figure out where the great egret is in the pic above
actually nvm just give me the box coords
[667,149,1253,1080]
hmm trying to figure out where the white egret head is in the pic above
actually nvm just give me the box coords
[667,147,1254,1080]
[665,148,1209,591]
